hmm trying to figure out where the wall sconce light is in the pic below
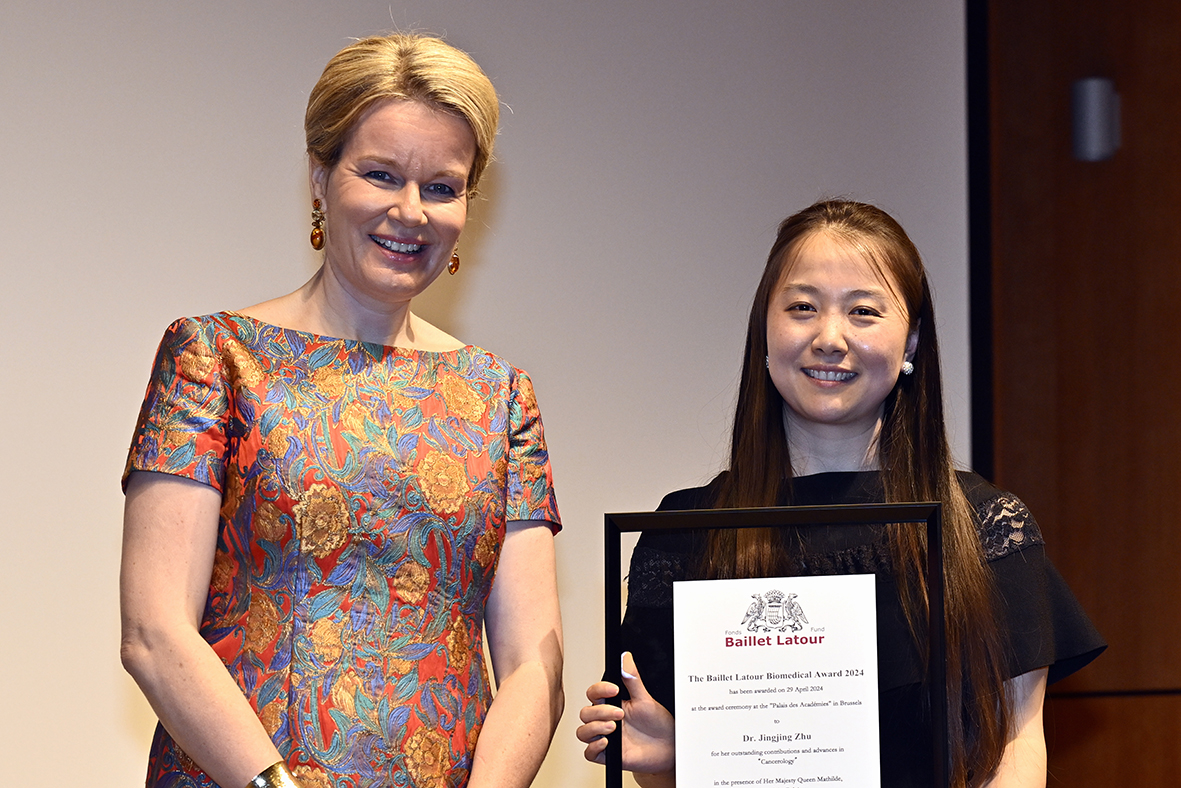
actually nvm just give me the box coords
[1072,77,1121,162]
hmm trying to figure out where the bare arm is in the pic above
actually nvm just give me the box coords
[467,520,565,788]
[120,471,285,788]
[983,668,1048,788]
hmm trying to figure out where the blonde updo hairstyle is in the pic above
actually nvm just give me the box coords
[305,34,500,194]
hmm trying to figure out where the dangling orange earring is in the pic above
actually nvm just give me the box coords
[310,199,325,250]
[448,250,461,275]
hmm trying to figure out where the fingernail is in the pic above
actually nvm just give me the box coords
[620,652,637,680]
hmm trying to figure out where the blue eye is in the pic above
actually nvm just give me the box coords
[365,171,392,181]
[426,183,458,197]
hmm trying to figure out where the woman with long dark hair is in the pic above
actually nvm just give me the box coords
[577,200,1103,787]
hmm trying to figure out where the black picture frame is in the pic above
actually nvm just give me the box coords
[603,502,947,788]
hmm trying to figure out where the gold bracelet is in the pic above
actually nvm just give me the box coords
[247,761,301,788]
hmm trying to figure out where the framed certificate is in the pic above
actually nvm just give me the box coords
[603,503,947,788]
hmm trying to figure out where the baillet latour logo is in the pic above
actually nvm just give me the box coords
[725,589,825,648]
[741,589,808,633]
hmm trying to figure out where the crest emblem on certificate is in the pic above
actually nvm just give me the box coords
[741,589,808,632]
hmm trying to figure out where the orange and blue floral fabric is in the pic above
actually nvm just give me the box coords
[123,312,560,788]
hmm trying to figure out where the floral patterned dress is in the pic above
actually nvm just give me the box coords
[123,312,561,788]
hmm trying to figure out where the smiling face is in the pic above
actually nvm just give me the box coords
[309,99,476,312]
[767,231,918,446]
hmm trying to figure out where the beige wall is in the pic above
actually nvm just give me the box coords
[0,1,967,784]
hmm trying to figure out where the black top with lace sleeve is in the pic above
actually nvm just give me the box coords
[618,470,1104,788]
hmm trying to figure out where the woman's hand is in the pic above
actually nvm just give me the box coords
[577,652,676,786]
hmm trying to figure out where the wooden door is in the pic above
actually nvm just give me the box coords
[980,0,1181,783]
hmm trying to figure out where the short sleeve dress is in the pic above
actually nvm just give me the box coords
[620,470,1104,788]
[123,312,561,788]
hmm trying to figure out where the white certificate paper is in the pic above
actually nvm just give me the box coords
[673,574,880,787]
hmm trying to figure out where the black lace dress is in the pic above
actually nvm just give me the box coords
[619,471,1105,787]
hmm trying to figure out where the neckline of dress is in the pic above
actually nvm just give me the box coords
[220,310,476,356]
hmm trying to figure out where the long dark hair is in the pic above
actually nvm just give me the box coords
[703,200,1009,787]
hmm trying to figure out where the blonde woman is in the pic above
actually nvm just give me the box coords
[121,34,563,788]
